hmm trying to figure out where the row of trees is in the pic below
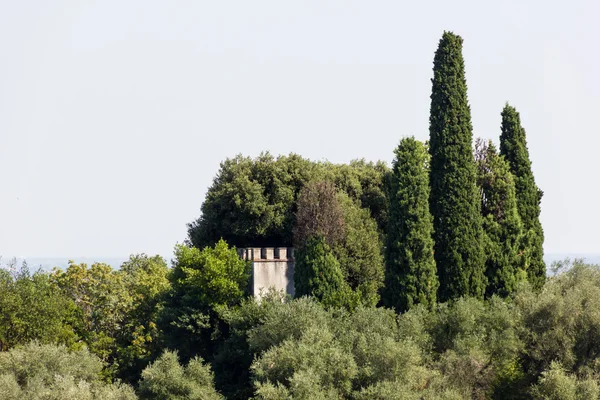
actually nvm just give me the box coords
[2,257,600,399]
[426,32,544,302]
[0,242,250,399]
[286,32,545,312]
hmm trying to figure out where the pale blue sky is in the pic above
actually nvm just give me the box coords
[0,1,598,259]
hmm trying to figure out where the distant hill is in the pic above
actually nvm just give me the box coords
[545,253,600,266]
[0,257,130,272]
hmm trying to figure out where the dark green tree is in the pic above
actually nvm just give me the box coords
[475,139,526,297]
[294,236,355,308]
[383,137,438,312]
[428,31,485,301]
[186,153,390,250]
[293,180,385,307]
[187,153,316,249]
[500,104,546,290]
[325,159,391,233]
[334,193,385,307]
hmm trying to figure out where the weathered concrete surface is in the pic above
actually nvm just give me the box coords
[251,260,295,298]
[239,247,295,298]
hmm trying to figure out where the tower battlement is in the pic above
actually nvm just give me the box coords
[238,247,295,298]
[237,247,295,261]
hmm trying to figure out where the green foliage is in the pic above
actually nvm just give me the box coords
[333,193,385,306]
[51,261,131,367]
[384,137,438,312]
[187,153,390,249]
[0,261,76,352]
[188,153,316,248]
[3,262,599,399]
[476,139,526,297]
[247,296,331,354]
[354,380,463,400]
[500,104,546,290]
[333,307,428,389]
[118,254,171,382]
[431,296,525,399]
[516,260,600,380]
[0,342,136,400]
[252,328,358,398]
[138,351,222,400]
[212,292,287,400]
[293,180,385,307]
[170,241,250,308]
[322,159,391,233]
[50,255,170,382]
[530,361,599,400]
[294,236,352,308]
[245,295,527,399]
[159,240,251,362]
[428,31,486,301]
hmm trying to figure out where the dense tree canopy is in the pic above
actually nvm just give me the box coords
[0,261,76,352]
[384,137,438,312]
[500,104,546,290]
[51,255,171,381]
[293,179,385,307]
[294,235,352,308]
[428,31,486,301]
[138,351,222,400]
[0,31,557,400]
[0,342,136,399]
[475,139,526,297]
[159,240,251,363]
[187,153,389,249]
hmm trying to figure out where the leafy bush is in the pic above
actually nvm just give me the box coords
[138,350,222,400]
[0,342,135,400]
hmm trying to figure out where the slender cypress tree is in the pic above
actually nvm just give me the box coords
[294,235,346,305]
[475,139,526,297]
[384,137,438,312]
[499,104,546,289]
[428,32,485,301]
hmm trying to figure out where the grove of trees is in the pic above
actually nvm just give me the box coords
[0,31,567,399]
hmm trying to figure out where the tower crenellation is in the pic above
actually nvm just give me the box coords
[238,247,295,298]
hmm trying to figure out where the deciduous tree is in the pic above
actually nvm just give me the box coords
[159,240,250,362]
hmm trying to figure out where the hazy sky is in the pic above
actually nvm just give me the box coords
[1,1,598,259]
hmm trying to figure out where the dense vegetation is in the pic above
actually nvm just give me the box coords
[428,32,485,302]
[0,31,562,399]
[2,258,600,399]
[383,137,438,312]
[500,105,546,290]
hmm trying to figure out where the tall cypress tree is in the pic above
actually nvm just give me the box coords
[384,137,438,312]
[475,140,526,297]
[500,104,546,289]
[428,32,485,301]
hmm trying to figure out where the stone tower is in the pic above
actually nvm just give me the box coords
[238,247,295,298]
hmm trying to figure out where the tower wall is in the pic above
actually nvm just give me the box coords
[238,247,295,298]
